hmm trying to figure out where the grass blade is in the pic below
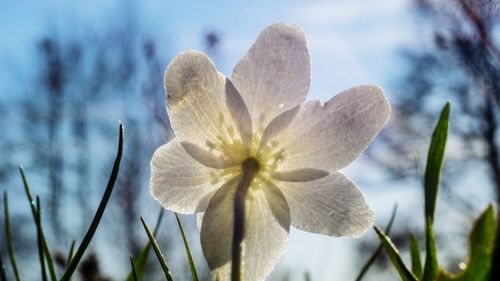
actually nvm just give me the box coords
[374,227,418,281]
[489,209,499,281]
[3,192,21,281]
[125,208,164,281]
[424,102,450,222]
[129,256,139,281]
[66,241,76,266]
[304,272,312,281]
[35,197,48,281]
[60,123,124,281]
[409,234,423,279]
[354,204,398,281]
[140,217,174,281]
[175,213,199,281]
[437,205,496,281]
[18,167,57,281]
[423,219,438,281]
[65,241,76,281]
[423,103,450,281]
[0,252,8,281]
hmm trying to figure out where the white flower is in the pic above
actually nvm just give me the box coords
[150,23,390,281]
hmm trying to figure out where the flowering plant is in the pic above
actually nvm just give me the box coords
[150,23,390,281]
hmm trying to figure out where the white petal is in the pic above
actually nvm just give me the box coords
[258,105,300,153]
[196,212,204,231]
[181,141,240,169]
[271,168,328,182]
[276,172,373,237]
[276,85,390,172]
[201,179,290,281]
[150,139,220,214]
[232,23,311,131]
[165,51,252,162]
[225,79,253,148]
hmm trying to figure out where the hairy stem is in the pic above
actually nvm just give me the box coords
[232,158,259,281]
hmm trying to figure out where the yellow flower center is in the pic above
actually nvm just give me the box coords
[207,120,286,192]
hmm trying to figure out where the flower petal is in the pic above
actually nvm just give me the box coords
[181,141,240,169]
[271,168,328,182]
[276,172,373,237]
[150,139,220,214]
[201,178,290,281]
[165,51,252,161]
[276,85,390,172]
[196,212,204,231]
[232,23,311,131]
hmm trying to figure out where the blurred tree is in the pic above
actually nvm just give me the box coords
[378,0,500,204]
[4,0,172,277]
[357,1,499,279]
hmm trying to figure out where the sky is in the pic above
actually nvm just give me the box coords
[0,0,441,280]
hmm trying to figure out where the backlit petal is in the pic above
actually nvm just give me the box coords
[201,179,290,281]
[271,168,328,182]
[232,23,311,132]
[165,51,251,162]
[196,212,204,231]
[150,139,221,214]
[276,172,373,237]
[275,85,390,172]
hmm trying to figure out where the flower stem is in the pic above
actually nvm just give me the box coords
[232,158,259,281]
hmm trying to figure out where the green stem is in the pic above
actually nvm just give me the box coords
[129,256,138,281]
[232,158,259,281]
[3,192,21,281]
[35,197,48,281]
[175,213,199,281]
[354,204,398,281]
[18,167,57,281]
[60,123,123,281]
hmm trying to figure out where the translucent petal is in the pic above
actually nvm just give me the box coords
[196,212,204,231]
[150,139,220,214]
[274,85,390,172]
[232,23,311,131]
[276,172,373,237]
[165,51,252,162]
[271,168,328,182]
[201,179,290,281]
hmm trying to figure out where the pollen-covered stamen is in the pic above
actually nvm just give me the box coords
[232,157,260,281]
[253,138,287,177]
[203,112,250,163]
[208,166,241,185]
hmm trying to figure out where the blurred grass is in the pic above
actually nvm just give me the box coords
[140,217,174,281]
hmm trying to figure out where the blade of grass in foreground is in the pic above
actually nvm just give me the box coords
[374,227,418,281]
[175,213,199,281]
[60,123,124,281]
[19,167,57,281]
[354,204,398,281]
[489,209,500,281]
[35,197,48,281]
[3,192,21,281]
[66,241,76,266]
[140,217,174,281]
[125,208,164,281]
[409,234,423,279]
[66,241,76,281]
[423,103,450,281]
[129,256,139,281]
[436,205,496,281]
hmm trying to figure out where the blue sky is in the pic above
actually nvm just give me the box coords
[0,0,432,280]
